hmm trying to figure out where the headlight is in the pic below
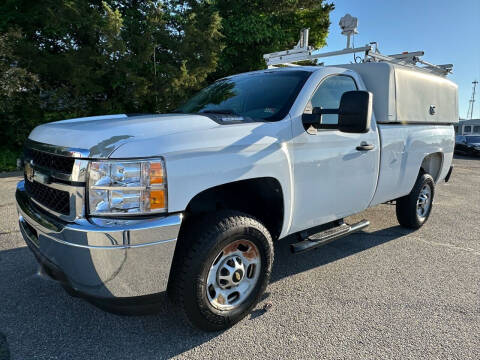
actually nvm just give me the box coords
[88,159,166,216]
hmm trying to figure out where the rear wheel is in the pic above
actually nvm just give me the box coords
[169,210,273,331]
[396,173,435,229]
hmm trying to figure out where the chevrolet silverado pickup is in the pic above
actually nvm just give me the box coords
[16,59,457,331]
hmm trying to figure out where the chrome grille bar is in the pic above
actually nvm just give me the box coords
[23,140,89,222]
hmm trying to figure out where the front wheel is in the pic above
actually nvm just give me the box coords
[170,211,274,331]
[396,173,435,229]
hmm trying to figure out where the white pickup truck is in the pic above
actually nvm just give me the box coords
[16,52,457,330]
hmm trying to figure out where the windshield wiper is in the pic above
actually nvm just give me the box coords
[197,109,257,122]
[199,109,239,115]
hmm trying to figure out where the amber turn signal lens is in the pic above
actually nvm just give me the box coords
[150,189,166,209]
[150,162,164,184]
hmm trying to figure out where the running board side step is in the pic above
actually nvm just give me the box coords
[290,219,370,254]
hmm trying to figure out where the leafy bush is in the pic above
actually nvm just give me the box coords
[0,148,20,172]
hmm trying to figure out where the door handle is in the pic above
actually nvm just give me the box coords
[356,142,375,151]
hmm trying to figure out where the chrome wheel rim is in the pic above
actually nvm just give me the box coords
[206,239,261,311]
[416,184,432,218]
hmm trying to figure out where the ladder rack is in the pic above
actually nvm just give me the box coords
[263,22,453,76]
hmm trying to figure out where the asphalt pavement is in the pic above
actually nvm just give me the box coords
[0,157,478,359]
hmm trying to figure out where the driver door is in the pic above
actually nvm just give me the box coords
[289,72,380,233]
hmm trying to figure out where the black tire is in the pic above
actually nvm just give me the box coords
[169,210,274,331]
[396,172,435,229]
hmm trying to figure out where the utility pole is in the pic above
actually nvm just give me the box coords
[467,80,478,119]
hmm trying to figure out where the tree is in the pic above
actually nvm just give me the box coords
[0,0,223,152]
[0,0,334,169]
[212,0,334,78]
[0,29,40,150]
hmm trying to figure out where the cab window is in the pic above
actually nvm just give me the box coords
[305,75,358,125]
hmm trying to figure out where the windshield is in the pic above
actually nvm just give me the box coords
[466,136,480,143]
[176,70,311,122]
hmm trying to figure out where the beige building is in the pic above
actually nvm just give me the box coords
[455,119,480,135]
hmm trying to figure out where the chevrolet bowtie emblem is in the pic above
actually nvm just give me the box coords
[25,162,34,182]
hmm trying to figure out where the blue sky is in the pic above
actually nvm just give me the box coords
[318,0,480,119]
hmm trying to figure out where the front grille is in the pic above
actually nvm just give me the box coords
[24,147,75,174]
[24,177,70,215]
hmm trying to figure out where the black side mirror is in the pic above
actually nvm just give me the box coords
[302,90,372,133]
[302,107,338,130]
[338,91,372,133]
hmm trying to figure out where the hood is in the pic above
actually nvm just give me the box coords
[28,114,219,157]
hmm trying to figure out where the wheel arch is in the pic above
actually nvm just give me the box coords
[181,177,285,240]
[420,152,443,182]
[167,178,283,296]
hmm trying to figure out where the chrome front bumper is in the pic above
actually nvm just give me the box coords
[16,180,182,299]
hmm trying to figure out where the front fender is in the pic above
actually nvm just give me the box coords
[110,119,295,238]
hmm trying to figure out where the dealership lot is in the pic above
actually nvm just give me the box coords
[0,156,478,360]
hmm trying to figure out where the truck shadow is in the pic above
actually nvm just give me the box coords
[271,225,414,283]
[0,225,412,359]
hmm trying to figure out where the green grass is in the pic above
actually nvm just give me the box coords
[0,149,20,172]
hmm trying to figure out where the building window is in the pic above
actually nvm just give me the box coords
[473,126,480,134]
[464,125,472,133]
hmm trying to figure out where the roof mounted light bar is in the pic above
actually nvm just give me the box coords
[263,15,453,76]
